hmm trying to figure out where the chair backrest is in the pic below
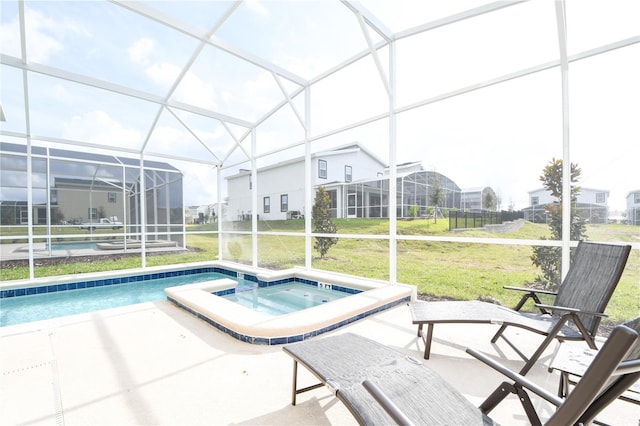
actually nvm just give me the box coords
[554,241,631,334]
[546,318,640,426]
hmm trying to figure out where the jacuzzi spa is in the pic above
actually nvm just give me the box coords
[164,262,415,345]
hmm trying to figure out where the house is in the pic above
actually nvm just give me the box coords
[225,143,387,220]
[522,187,609,224]
[225,144,468,220]
[460,187,498,212]
[626,190,640,226]
[0,142,183,237]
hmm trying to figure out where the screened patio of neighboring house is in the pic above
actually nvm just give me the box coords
[0,1,639,424]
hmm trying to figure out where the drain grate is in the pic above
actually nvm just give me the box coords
[2,359,64,425]
[2,360,52,376]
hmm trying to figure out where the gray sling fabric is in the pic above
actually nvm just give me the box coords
[409,241,632,369]
[284,323,640,426]
[283,333,495,425]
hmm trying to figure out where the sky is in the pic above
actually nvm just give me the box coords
[0,0,638,211]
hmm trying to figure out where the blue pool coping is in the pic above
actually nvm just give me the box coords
[0,267,362,299]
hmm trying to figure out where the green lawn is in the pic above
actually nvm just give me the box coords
[1,219,638,324]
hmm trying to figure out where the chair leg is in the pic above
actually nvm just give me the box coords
[491,324,508,343]
[291,360,298,406]
[424,324,433,360]
[519,318,568,375]
[480,381,542,426]
[417,323,434,359]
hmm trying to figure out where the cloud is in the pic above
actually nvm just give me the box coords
[62,110,141,147]
[128,37,154,65]
[1,7,92,63]
[145,61,181,87]
[0,8,62,62]
[129,36,219,110]
[244,0,269,17]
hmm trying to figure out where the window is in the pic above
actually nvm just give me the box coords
[531,196,539,206]
[88,208,97,220]
[108,192,116,203]
[280,194,288,212]
[328,190,337,209]
[595,192,605,203]
[318,159,327,179]
[263,196,270,213]
[634,192,640,204]
[345,165,352,182]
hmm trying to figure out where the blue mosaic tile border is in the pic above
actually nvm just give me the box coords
[213,277,362,297]
[0,267,362,299]
[0,266,233,299]
[168,295,410,345]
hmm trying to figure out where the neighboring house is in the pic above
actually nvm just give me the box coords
[185,206,200,224]
[54,177,125,225]
[626,190,640,226]
[0,142,183,233]
[523,187,609,224]
[186,205,221,224]
[460,187,498,212]
[225,144,468,220]
[225,143,387,220]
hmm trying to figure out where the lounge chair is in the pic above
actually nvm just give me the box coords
[549,316,640,406]
[409,241,631,374]
[283,323,640,425]
[476,316,640,425]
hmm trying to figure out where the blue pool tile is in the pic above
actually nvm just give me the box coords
[287,334,303,343]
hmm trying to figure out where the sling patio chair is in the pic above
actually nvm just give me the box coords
[282,323,640,425]
[361,320,640,426]
[549,316,640,407]
[409,241,632,375]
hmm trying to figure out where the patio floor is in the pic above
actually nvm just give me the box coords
[1,299,637,425]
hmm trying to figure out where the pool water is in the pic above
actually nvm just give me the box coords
[0,272,245,327]
[223,282,349,316]
[48,242,100,251]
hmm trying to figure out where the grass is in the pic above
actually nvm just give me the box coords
[1,219,638,323]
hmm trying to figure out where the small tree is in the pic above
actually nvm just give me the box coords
[428,173,446,223]
[531,158,587,288]
[408,204,419,219]
[312,186,338,259]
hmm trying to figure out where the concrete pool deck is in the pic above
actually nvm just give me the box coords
[1,300,638,425]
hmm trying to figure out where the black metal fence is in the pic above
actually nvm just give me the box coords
[449,210,523,231]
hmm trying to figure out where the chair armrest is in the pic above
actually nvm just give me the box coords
[535,303,609,318]
[503,286,557,296]
[507,286,557,313]
[616,359,640,375]
[466,347,563,407]
[362,380,416,426]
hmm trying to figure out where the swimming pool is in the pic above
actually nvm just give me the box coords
[1,262,415,343]
[47,241,101,251]
[0,270,240,327]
